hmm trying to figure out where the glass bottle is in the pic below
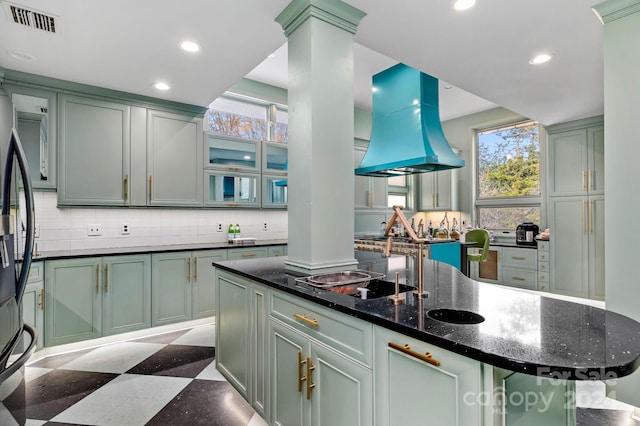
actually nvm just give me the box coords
[228,224,235,244]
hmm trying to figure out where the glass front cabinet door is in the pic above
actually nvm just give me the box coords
[207,134,260,172]
[262,175,287,208]
[205,172,260,208]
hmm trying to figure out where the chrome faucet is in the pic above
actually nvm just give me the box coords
[383,206,429,298]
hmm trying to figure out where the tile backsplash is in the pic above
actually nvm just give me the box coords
[29,192,288,253]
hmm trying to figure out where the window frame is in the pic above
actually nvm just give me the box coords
[473,120,546,231]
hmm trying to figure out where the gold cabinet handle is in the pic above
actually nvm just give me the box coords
[582,200,587,234]
[511,277,526,281]
[298,351,306,393]
[39,288,44,311]
[228,203,241,207]
[590,200,594,234]
[105,264,109,293]
[187,257,191,282]
[588,170,593,191]
[306,356,316,400]
[124,175,129,202]
[242,252,257,257]
[228,166,241,171]
[293,313,319,327]
[194,257,198,282]
[149,176,153,202]
[582,170,586,191]
[511,256,526,261]
[96,264,100,293]
[389,342,441,367]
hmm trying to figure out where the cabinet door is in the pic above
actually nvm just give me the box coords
[45,258,102,346]
[22,282,44,349]
[58,94,130,206]
[419,170,455,210]
[227,247,269,260]
[269,319,309,426]
[588,196,605,300]
[216,271,252,399]
[251,284,269,419]
[151,252,192,326]
[354,147,371,209]
[374,326,482,426]
[147,110,203,206]
[549,197,589,298]
[469,246,501,284]
[310,341,373,426]
[102,255,151,336]
[419,172,437,210]
[192,249,227,319]
[588,125,604,195]
[548,129,588,197]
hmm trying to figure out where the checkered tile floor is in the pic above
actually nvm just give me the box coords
[4,325,267,426]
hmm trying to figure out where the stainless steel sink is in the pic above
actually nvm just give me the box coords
[427,308,485,325]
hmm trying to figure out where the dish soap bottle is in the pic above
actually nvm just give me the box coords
[228,224,235,244]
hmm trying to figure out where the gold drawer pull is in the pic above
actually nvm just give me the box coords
[40,288,44,311]
[389,342,441,367]
[306,356,316,400]
[293,313,319,327]
[298,351,306,392]
[512,277,526,281]
[511,256,526,260]
[123,175,129,202]
[187,257,191,282]
[149,176,153,202]
[228,166,241,171]
[194,257,198,282]
[242,252,256,257]
[105,264,109,293]
[96,264,100,293]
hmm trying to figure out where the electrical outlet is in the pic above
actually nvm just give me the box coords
[216,223,223,232]
[262,222,269,231]
[121,223,130,235]
[87,224,102,236]
[35,224,40,238]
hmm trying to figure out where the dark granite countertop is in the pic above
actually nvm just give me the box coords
[213,251,640,380]
[29,239,288,262]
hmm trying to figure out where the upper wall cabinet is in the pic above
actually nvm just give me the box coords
[548,119,604,197]
[147,110,203,207]
[354,144,387,210]
[262,141,287,175]
[207,134,260,173]
[5,85,57,190]
[58,94,130,206]
[418,148,460,211]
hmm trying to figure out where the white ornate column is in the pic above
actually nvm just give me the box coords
[593,0,640,408]
[276,0,365,273]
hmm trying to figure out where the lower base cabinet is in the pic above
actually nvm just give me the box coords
[269,319,373,426]
[374,326,483,426]
[45,255,151,347]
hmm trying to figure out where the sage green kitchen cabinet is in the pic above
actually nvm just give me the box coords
[549,196,604,300]
[354,144,387,210]
[45,257,102,346]
[547,118,604,197]
[151,249,224,326]
[501,247,538,290]
[262,175,288,208]
[45,255,152,346]
[227,246,269,260]
[147,109,203,206]
[204,171,260,207]
[469,246,502,284]
[374,326,482,426]
[101,255,151,336]
[191,249,227,319]
[58,94,130,206]
[22,262,44,350]
[268,245,287,257]
[215,270,269,419]
[207,134,260,172]
[269,318,373,426]
[418,169,458,211]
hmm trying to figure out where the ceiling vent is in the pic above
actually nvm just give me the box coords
[3,2,57,33]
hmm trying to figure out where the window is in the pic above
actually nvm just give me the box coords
[475,121,541,230]
[388,175,408,208]
[206,95,288,144]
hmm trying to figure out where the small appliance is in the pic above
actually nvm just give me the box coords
[516,221,539,246]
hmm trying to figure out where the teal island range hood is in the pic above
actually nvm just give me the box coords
[355,63,464,177]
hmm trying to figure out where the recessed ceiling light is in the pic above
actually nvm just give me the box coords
[443,84,453,90]
[529,53,553,65]
[180,40,200,53]
[153,82,170,91]
[453,0,476,11]
[372,87,379,93]
[7,50,35,61]
[268,53,276,58]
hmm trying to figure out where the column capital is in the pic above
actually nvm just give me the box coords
[276,0,366,37]
[593,0,640,24]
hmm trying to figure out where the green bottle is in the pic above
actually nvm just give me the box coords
[235,224,241,239]
[228,224,235,244]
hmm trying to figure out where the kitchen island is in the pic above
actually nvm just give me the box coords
[213,251,640,425]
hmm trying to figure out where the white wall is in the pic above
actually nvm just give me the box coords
[29,192,288,253]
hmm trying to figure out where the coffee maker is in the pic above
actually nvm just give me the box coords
[516,221,539,246]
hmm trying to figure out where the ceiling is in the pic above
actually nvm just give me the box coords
[0,0,604,125]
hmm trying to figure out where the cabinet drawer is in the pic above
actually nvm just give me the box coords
[270,291,373,366]
[537,282,550,292]
[501,248,537,270]
[502,267,537,289]
[537,251,550,262]
[538,271,550,283]
[268,245,287,257]
[227,247,269,260]
[27,262,44,283]
[538,261,549,273]
[537,240,549,252]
